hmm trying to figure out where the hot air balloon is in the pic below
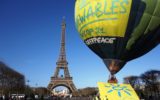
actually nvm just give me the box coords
[75,0,160,82]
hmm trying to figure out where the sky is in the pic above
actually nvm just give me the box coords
[0,0,160,89]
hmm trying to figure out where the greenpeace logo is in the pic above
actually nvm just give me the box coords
[85,37,116,45]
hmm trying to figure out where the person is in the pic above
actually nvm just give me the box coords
[69,94,72,98]
[93,92,100,100]
[0,96,3,100]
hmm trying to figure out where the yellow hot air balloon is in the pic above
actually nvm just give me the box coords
[75,0,160,82]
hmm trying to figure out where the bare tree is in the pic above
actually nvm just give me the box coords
[123,76,139,88]
[0,61,25,95]
[140,70,160,99]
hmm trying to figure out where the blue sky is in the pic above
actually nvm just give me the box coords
[0,0,160,89]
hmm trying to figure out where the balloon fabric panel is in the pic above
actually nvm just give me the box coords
[125,0,160,61]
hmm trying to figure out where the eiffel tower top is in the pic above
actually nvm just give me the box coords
[56,17,68,65]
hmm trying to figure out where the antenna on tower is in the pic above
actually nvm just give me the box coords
[61,16,66,26]
[62,16,65,20]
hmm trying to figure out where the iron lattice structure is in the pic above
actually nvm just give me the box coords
[48,19,77,94]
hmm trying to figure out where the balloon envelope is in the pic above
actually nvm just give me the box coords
[75,0,160,74]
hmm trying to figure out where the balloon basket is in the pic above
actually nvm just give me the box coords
[108,74,118,83]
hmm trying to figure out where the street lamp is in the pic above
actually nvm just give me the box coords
[25,80,30,97]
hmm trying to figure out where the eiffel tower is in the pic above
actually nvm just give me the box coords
[48,18,77,94]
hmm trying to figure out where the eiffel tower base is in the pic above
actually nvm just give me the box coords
[48,77,78,96]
